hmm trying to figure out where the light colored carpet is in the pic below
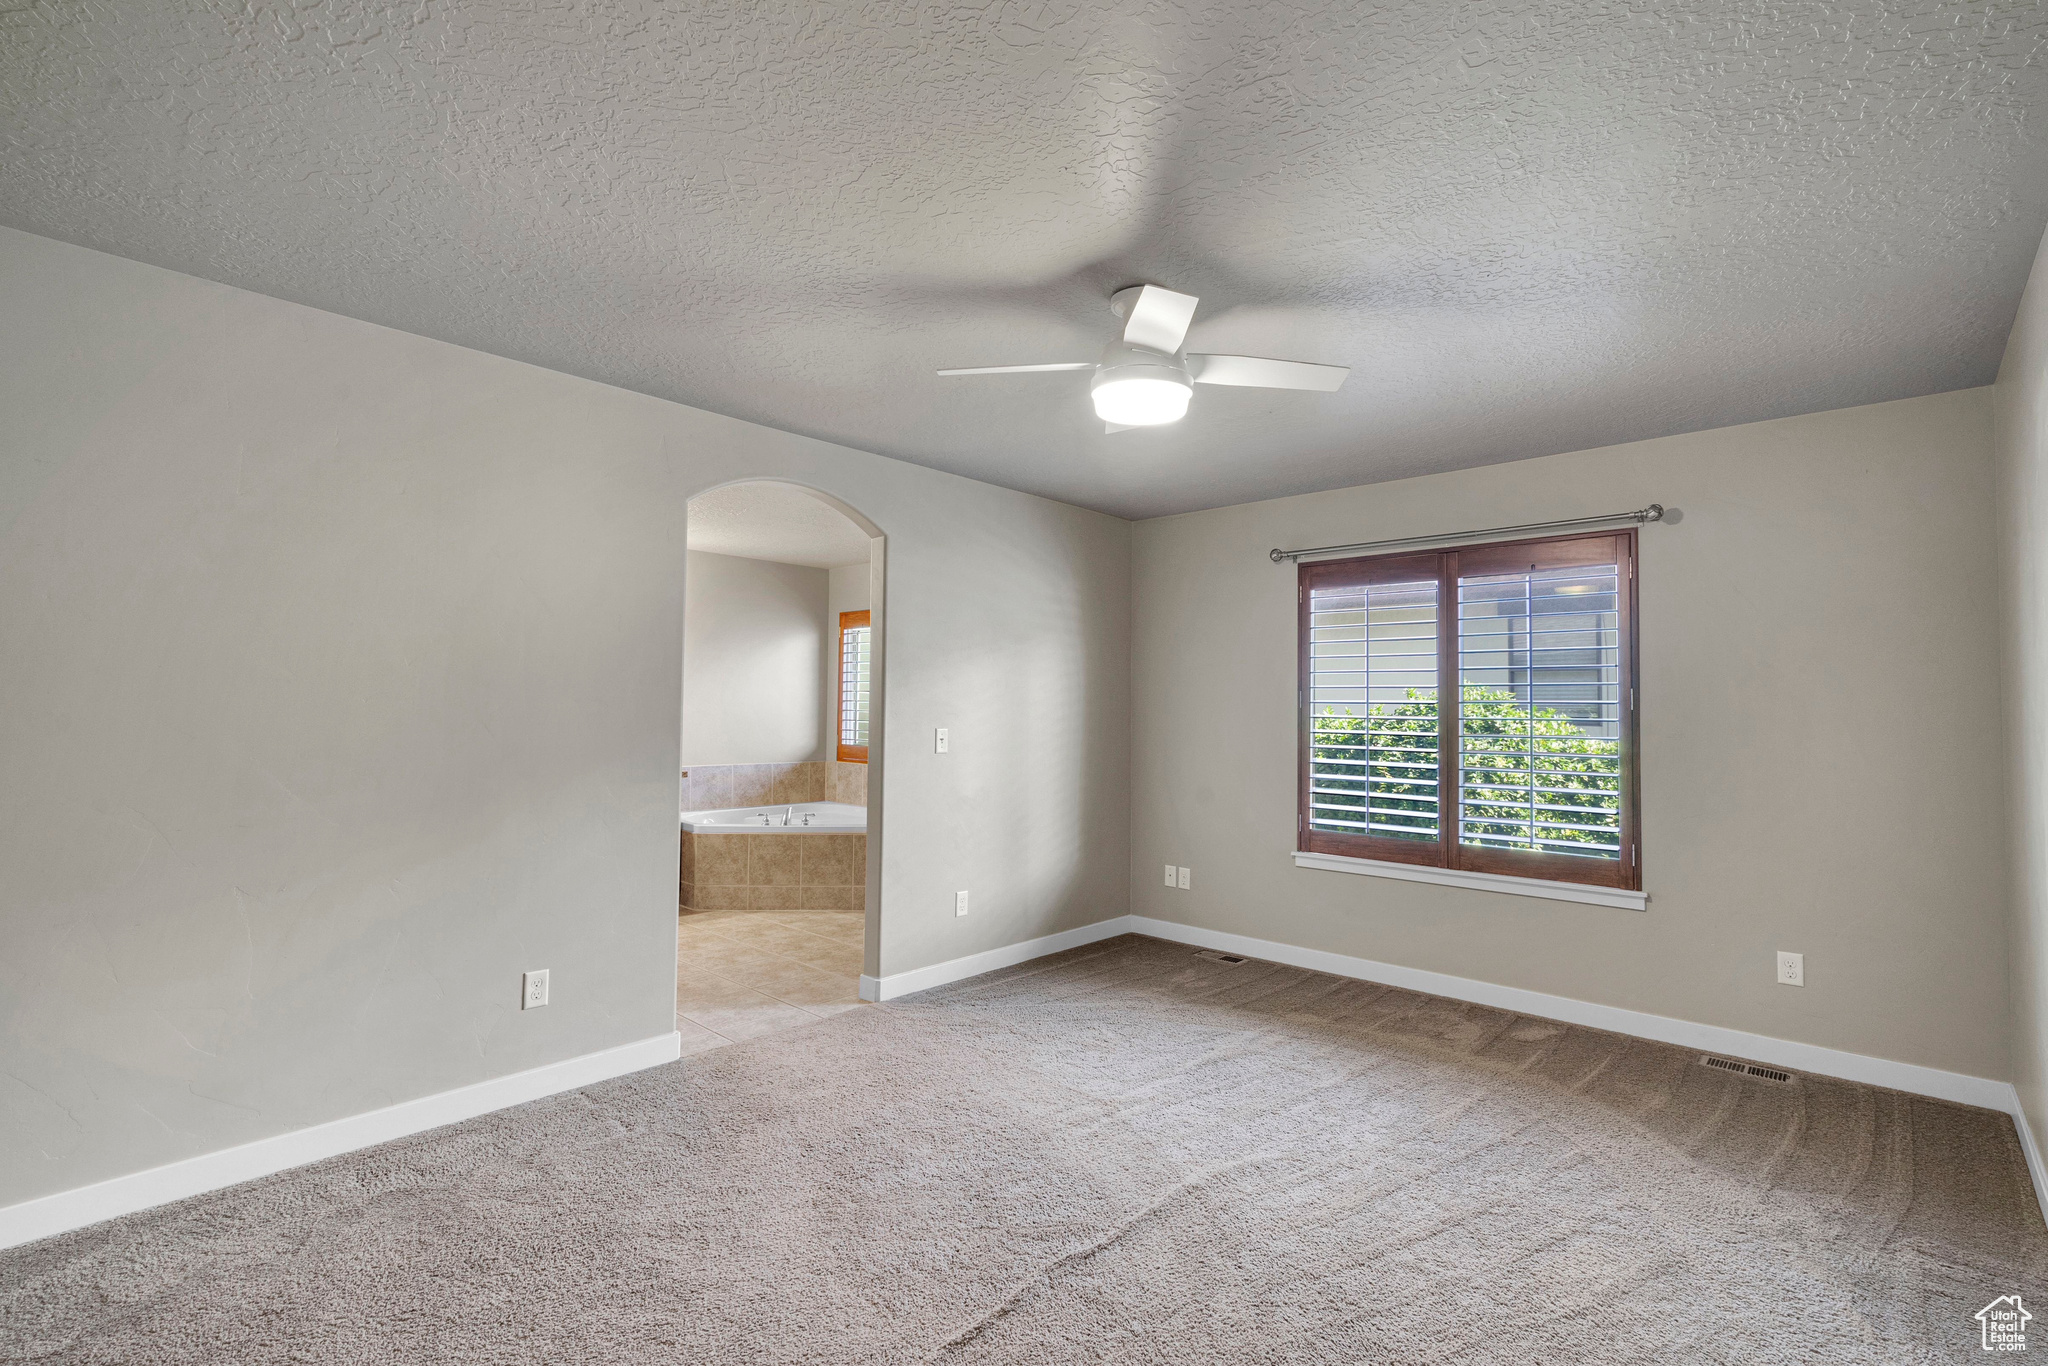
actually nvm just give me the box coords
[5,934,2042,1363]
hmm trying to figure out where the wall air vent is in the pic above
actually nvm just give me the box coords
[1701,1055,1794,1083]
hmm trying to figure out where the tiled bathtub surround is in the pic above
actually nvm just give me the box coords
[681,761,866,810]
[681,831,867,911]
[823,762,867,806]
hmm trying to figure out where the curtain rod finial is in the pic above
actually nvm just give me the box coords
[1642,504,1664,522]
[1269,548,1287,562]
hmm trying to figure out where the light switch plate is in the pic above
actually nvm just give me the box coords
[522,969,549,1009]
[935,728,949,753]
[1164,863,1177,887]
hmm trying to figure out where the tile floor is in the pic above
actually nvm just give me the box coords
[674,908,866,1053]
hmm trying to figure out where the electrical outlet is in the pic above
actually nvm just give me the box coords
[935,728,949,753]
[1164,862,1177,887]
[522,969,550,1009]
[955,889,969,917]
[1177,866,1191,890]
[1776,952,1803,987]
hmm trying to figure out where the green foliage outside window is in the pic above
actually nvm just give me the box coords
[1311,688,1620,856]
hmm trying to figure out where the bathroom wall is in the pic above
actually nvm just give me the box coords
[829,563,871,617]
[682,550,829,765]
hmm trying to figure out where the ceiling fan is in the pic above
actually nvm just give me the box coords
[936,285,1349,433]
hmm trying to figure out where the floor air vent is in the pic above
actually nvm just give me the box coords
[1195,950,1248,964]
[1701,1055,1794,1083]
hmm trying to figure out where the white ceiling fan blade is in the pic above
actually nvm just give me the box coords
[1188,354,1349,392]
[935,362,1093,376]
[1119,286,1200,355]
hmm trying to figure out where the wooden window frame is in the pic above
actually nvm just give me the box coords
[1297,531,1639,892]
[836,609,870,764]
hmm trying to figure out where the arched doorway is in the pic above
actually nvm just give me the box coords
[671,480,883,1051]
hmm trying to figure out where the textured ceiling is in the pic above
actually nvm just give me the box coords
[688,481,872,568]
[4,2,2047,518]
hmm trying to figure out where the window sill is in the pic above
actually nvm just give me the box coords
[1291,850,1648,911]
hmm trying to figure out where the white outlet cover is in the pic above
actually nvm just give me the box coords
[1177,866,1191,890]
[1776,951,1803,987]
[1164,863,1177,887]
[522,968,550,1009]
[955,889,969,917]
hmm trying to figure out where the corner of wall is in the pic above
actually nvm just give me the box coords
[1998,219,2048,1155]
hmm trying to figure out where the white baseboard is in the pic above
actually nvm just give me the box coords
[894,916,2048,1220]
[0,1031,682,1251]
[1128,916,2016,1111]
[2006,1087,2048,1228]
[15,920,2045,1249]
[1135,911,2048,1219]
[859,916,1135,1002]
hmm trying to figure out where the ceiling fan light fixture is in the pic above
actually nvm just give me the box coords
[1090,342,1193,426]
[1091,375,1191,426]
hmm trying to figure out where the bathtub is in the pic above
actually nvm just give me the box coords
[681,801,867,834]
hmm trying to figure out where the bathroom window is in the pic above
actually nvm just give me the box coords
[1299,531,1638,891]
[838,610,870,762]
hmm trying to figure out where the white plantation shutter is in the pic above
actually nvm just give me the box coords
[1456,560,1623,860]
[1299,533,1638,891]
[1305,576,1441,841]
[1299,551,1451,870]
[838,612,870,758]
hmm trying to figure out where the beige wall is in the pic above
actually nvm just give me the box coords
[1132,388,2006,1079]
[681,549,829,766]
[0,227,1130,1208]
[829,563,872,617]
[1998,226,2048,1139]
